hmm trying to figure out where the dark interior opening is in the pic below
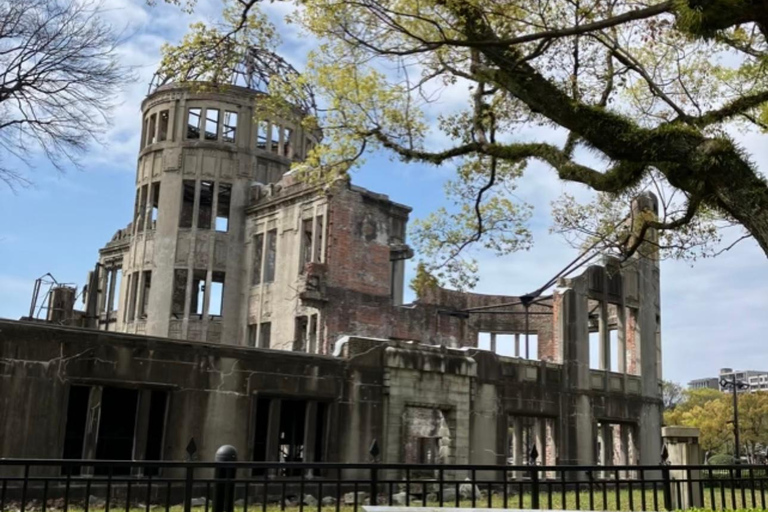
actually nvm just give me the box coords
[62,385,91,471]
[314,402,327,463]
[95,387,139,474]
[252,397,271,475]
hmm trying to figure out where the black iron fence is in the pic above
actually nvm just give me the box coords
[1,456,767,512]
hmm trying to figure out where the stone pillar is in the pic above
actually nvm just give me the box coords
[80,386,103,475]
[555,285,593,468]
[599,423,613,478]
[514,334,520,357]
[598,299,610,372]
[535,418,546,478]
[490,333,497,353]
[132,389,153,475]
[663,426,703,509]
[511,417,524,480]
[616,305,627,373]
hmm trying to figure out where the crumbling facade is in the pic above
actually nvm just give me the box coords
[1,76,663,470]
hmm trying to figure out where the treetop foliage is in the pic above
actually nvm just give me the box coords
[154,0,768,289]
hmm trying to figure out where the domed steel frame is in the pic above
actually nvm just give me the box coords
[149,46,317,115]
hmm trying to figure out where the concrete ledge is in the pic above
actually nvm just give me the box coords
[662,426,700,439]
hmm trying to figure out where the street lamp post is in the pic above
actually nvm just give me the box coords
[720,374,750,463]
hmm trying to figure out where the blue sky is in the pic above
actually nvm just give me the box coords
[1,0,767,385]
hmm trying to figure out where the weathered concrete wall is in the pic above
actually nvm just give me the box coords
[0,320,660,472]
[96,83,321,347]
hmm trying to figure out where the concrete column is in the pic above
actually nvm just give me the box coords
[613,424,628,479]
[303,401,317,463]
[105,268,117,329]
[81,386,103,475]
[514,334,520,357]
[599,423,613,478]
[555,286,593,468]
[598,300,610,372]
[490,333,497,353]
[663,426,703,509]
[535,418,546,479]
[616,305,627,373]
[512,417,523,480]
[98,266,109,315]
[303,401,318,477]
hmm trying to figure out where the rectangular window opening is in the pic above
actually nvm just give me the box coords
[136,184,148,231]
[110,269,122,312]
[223,111,238,143]
[300,218,313,273]
[279,400,306,464]
[180,180,195,228]
[294,315,308,352]
[252,397,271,470]
[417,437,440,464]
[314,215,324,263]
[610,329,619,372]
[186,108,201,139]
[205,108,219,140]
[524,334,539,360]
[158,110,169,142]
[270,124,280,154]
[216,183,231,232]
[63,385,91,462]
[94,387,139,474]
[256,121,268,150]
[171,269,188,318]
[589,331,601,370]
[198,180,213,230]
[209,271,225,317]
[139,270,152,318]
[264,229,277,283]
[147,113,157,146]
[191,270,206,317]
[259,322,271,349]
[150,182,160,228]
[282,127,293,157]
[252,233,264,285]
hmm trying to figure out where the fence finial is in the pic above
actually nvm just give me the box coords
[529,443,539,464]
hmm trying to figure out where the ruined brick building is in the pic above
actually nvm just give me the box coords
[0,60,663,473]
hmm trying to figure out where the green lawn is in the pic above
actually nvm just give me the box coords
[19,486,768,512]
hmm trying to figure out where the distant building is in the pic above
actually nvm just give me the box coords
[688,368,768,393]
[688,377,719,391]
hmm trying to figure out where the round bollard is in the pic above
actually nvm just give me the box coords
[214,445,237,512]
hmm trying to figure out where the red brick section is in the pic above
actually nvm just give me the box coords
[626,308,639,375]
[324,185,393,298]
[317,181,562,356]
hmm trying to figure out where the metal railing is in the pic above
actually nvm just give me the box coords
[1,457,766,512]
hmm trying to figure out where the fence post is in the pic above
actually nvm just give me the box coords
[184,466,194,512]
[369,438,380,506]
[661,445,672,511]
[530,444,540,509]
[370,466,378,506]
[214,445,238,512]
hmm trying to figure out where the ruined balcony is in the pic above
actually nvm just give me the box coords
[298,262,328,304]
[389,242,414,261]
